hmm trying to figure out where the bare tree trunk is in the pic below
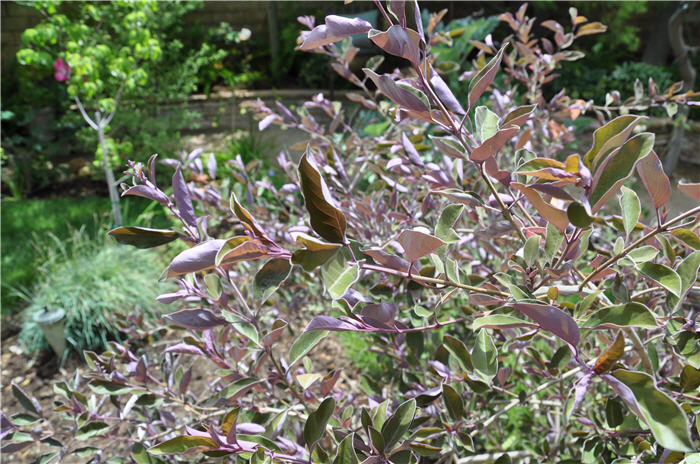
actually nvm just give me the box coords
[97,119,122,226]
[663,3,697,175]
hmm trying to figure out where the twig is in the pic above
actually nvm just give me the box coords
[578,205,700,289]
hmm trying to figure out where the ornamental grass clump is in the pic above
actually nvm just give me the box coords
[18,227,169,356]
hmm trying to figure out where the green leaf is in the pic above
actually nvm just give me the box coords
[610,369,693,452]
[472,330,498,384]
[333,433,359,464]
[435,204,464,243]
[544,222,564,264]
[11,383,40,416]
[475,106,499,141]
[627,246,659,263]
[583,114,645,170]
[289,330,328,369]
[108,226,178,249]
[321,250,359,299]
[680,365,700,392]
[218,377,260,400]
[381,399,416,451]
[672,229,700,250]
[88,380,133,396]
[149,436,217,455]
[619,186,641,237]
[442,384,464,421]
[443,335,473,372]
[581,302,657,329]
[567,202,593,228]
[29,452,59,464]
[131,443,152,464]
[409,442,442,456]
[589,132,654,213]
[299,152,347,244]
[668,251,700,312]
[472,314,536,331]
[254,258,291,303]
[429,135,467,159]
[637,262,682,297]
[523,235,539,267]
[75,421,110,440]
[304,397,335,448]
[605,398,625,428]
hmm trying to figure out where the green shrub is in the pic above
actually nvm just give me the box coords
[17,226,171,356]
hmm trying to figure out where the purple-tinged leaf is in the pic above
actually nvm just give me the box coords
[230,193,276,246]
[470,127,519,162]
[173,165,197,228]
[108,226,179,249]
[389,0,406,27]
[122,185,169,205]
[369,25,421,66]
[636,151,670,210]
[468,44,506,109]
[412,0,424,38]
[1,441,34,454]
[590,132,654,213]
[236,423,266,435]
[156,289,190,305]
[512,183,569,232]
[529,183,575,202]
[148,154,158,185]
[429,135,467,160]
[514,302,580,347]
[165,343,205,356]
[215,236,269,267]
[362,247,410,273]
[164,309,227,330]
[306,316,360,332]
[569,372,593,417]
[299,151,347,244]
[361,302,397,323]
[179,367,192,395]
[501,104,536,128]
[166,239,225,278]
[397,229,445,263]
[430,67,465,114]
[678,180,700,202]
[207,153,217,180]
[299,15,373,50]
[364,69,430,114]
[401,132,424,166]
[258,114,278,131]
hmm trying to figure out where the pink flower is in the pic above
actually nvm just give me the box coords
[53,57,70,82]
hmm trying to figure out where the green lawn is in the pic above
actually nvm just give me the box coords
[1,195,170,314]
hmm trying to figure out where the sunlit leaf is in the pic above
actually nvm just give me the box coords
[468,44,506,109]
[607,369,693,452]
[149,436,216,455]
[254,259,291,303]
[589,133,654,213]
[636,151,670,210]
[637,262,682,297]
[108,226,178,249]
[397,229,445,262]
[594,332,625,374]
[299,152,347,244]
[472,330,498,384]
[321,250,359,299]
[289,331,328,369]
[581,302,657,329]
[619,186,640,237]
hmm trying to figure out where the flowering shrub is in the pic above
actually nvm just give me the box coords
[4,2,700,463]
